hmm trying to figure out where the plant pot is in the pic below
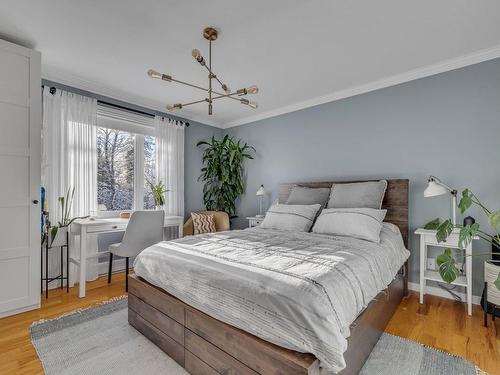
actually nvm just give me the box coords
[48,226,68,248]
[482,260,500,317]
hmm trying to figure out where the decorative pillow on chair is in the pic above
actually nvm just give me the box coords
[191,212,217,234]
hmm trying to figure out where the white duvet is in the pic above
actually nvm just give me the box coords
[133,223,409,373]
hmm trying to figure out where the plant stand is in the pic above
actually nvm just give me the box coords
[484,260,500,327]
[41,230,69,298]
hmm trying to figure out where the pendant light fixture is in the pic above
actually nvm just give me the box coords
[147,27,259,116]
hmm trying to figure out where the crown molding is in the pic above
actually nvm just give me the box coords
[222,44,500,129]
[41,66,224,129]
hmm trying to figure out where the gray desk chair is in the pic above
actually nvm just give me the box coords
[108,210,165,291]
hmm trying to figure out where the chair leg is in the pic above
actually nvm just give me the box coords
[125,257,129,292]
[484,282,488,327]
[108,253,113,284]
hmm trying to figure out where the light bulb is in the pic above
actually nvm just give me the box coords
[246,85,259,94]
[192,49,201,59]
[248,101,258,109]
[166,103,182,111]
[147,69,162,79]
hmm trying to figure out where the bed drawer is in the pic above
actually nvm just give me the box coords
[185,308,315,375]
[129,275,185,324]
[128,293,184,345]
[128,308,185,366]
[185,329,258,375]
[185,351,219,375]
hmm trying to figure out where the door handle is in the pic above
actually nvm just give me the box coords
[32,199,39,204]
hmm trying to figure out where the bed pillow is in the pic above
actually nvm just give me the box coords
[260,204,321,232]
[327,180,387,209]
[312,208,387,243]
[191,212,217,234]
[285,186,331,207]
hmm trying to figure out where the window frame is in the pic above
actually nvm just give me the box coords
[96,110,155,217]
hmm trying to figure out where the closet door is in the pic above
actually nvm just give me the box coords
[0,39,41,317]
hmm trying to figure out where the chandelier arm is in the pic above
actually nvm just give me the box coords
[181,98,209,107]
[170,77,210,93]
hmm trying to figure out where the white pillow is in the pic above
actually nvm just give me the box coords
[260,204,322,232]
[312,208,387,243]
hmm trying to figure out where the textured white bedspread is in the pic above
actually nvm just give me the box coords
[134,223,410,373]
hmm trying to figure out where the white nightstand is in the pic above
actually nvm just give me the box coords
[415,228,474,316]
[246,216,264,228]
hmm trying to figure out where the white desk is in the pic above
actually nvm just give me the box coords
[70,215,184,298]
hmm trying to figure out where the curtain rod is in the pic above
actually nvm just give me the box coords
[45,85,190,127]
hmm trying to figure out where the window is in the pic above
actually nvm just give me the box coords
[144,135,156,209]
[97,127,135,211]
[96,105,157,213]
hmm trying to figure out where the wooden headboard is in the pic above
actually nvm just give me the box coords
[279,179,409,247]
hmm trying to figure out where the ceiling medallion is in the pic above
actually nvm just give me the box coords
[147,27,259,116]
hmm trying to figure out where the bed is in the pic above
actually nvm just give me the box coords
[128,179,409,374]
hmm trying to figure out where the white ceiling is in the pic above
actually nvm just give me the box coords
[1,1,500,128]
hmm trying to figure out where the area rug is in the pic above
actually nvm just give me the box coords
[31,297,486,375]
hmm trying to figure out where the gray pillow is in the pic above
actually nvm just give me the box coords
[260,204,322,232]
[312,208,387,243]
[327,180,387,209]
[286,186,331,207]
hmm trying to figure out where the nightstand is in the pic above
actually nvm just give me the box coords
[415,228,474,316]
[246,216,264,228]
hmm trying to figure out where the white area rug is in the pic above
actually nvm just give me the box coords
[30,297,486,375]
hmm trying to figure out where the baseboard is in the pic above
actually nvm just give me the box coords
[0,302,40,319]
[408,282,482,305]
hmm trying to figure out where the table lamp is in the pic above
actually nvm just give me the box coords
[424,176,457,225]
[256,185,266,217]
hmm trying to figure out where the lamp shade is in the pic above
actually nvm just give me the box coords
[424,180,448,197]
[256,185,266,196]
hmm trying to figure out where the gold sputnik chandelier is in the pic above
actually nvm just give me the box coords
[147,27,259,116]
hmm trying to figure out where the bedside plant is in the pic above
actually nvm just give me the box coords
[425,188,500,290]
[197,135,255,215]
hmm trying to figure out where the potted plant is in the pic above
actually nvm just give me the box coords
[197,135,255,216]
[148,180,169,210]
[44,187,88,247]
[425,188,500,291]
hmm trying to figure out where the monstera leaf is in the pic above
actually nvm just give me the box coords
[424,218,441,230]
[458,223,480,249]
[488,211,500,231]
[458,189,473,214]
[495,271,500,291]
[437,248,459,284]
[436,219,454,243]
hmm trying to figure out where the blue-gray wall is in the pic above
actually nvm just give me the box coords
[224,58,500,296]
[185,122,223,218]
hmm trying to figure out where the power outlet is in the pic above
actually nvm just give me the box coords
[427,258,436,270]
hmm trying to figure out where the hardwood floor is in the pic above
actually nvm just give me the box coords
[0,276,498,375]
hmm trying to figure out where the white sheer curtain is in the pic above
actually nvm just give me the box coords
[42,86,98,285]
[154,116,184,216]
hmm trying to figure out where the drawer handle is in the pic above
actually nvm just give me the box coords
[112,225,118,229]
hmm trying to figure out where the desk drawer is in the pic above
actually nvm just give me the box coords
[86,223,127,233]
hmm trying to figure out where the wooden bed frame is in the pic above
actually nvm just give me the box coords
[128,179,409,375]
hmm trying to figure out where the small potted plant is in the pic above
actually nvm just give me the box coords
[44,187,88,247]
[148,181,169,211]
[425,188,500,291]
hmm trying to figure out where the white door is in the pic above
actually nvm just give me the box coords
[0,39,41,317]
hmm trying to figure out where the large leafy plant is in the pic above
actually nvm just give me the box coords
[197,135,255,215]
[425,189,500,290]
